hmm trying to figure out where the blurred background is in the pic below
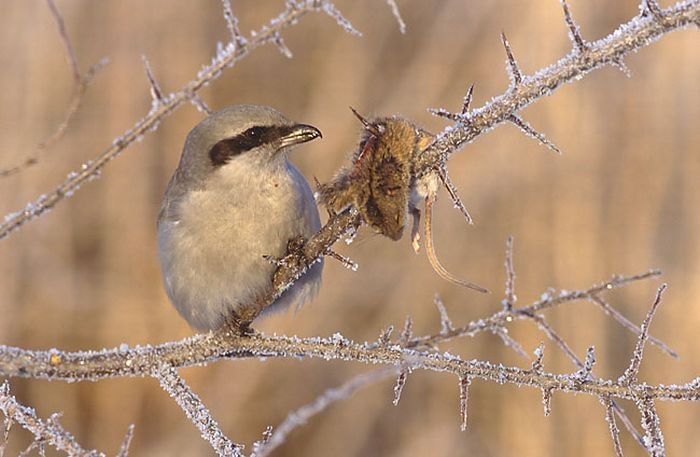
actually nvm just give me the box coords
[0,0,698,455]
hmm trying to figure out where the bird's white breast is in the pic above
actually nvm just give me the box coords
[158,159,321,329]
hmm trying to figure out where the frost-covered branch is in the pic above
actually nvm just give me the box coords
[0,381,102,456]
[154,364,243,456]
[417,0,699,176]
[208,0,699,327]
[0,264,695,455]
[405,269,670,352]
[1,321,698,403]
[0,0,359,241]
[115,425,134,457]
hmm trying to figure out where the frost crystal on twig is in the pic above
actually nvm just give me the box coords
[503,235,516,310]
[436,166,474,225]
[461,83,475,115]
[428,108,464,122]
[492,327,529,359]
[610,58,632,78]
[527,313,580,367]
[1,414,11,457]
[458,376,471,431]
[385,0,406,34]
[428,84,475,123]
[500,32,523,86]
[190,94,214,115]
[250,426,273,457]
[221,0,247,48]
[153,365,242,456]
[638,396,665,456]
[542,387,553,417]
[434,294,454,334]
[641,0,665,20]
[142,55,164,107]
[116,424,135,457]
[573,346,596,382]
[399,316,413,345]
[327,249,359,271]
[589,294,677,358]
[603,396,624,457]
[320,2,362,36]
[377,325,394,347]
[620,284,667,386]
[392,368,408,405]
[508,115,562,155]
[273,32,293,58]
[530,343,545,374]
[560,0,587,51]
[0,381,101,456]
[46,0,80,82]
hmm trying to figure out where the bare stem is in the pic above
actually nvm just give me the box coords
[153,364,242,456]
[0,382,101,456]
[1,330,698,403]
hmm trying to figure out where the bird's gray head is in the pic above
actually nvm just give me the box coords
[175,104,321,185]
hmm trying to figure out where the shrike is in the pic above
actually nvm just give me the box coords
[158,104,323,330]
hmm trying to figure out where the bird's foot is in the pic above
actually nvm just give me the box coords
[224,312,256,335]
[263,235,308,269]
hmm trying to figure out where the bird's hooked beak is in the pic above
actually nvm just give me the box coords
[277,124,322,150]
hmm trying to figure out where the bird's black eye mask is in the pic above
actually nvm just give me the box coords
[209,125,294,167]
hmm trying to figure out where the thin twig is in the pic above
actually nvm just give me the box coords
[385,0,406,33]
[603,396,624,457]
[45,0,79,82]
[500,32,523,86]
[503,235,516,310]
[0,2,108,179]
[1,331,699,403]
[153,364,242,456]
[415,1,699,177]
[638,396,665,456]
[620,284,667,386]
[458,376,471,431]
[252,368,396,457]
[0,414,11,457]
[589,294,677,358]
[561,0,588,51]
[507,114,562,155]
[0,381,101,456]
[115,424,134,457]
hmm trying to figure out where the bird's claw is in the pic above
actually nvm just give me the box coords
[263,235,308,269]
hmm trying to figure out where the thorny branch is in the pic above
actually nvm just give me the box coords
[154,364,243,456]
[230,0,699,326]
[0,382,102,456]
[0,0,361,240]
[0,266,689,455]
[417,0,699,176]
[0,289,698,403]
[1,0,699,455]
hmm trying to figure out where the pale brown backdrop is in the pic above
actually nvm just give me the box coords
[0,0,698,456]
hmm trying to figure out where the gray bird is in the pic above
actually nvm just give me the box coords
[157,104,323,330]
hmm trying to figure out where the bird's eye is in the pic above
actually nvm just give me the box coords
[243,126,265,138]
